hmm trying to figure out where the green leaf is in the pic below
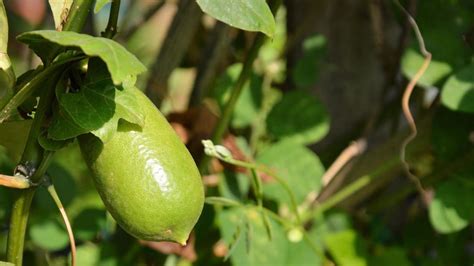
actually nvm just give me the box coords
[257,140,324,205]
[17,30,146,84]
[401,48,452,87]
[48,0,73,29]
[266,90,329,145]
[94,0,111,13]
[441,63,474,113]
[324,230,368,266]
[29,217,69,250]
[196,0,276,37]
[48,60,145,142]
[0,1,15,111]
[218,207,322,266]
[0,261,14,266]
[429,178,474,234]
[73,243,118,266]
[292,34,327,88]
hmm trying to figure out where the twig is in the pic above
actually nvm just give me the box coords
[321,139,367,187]
[102,0,121,38]
[395,0,431,203]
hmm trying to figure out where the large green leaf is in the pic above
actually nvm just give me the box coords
[441,63,474,113]
[429,178,474,234]
[257,140,324,205]
[0,0,15,111]
[48,59,145,142]
[266,90,329,145]
[196,0,276,37]
[324,230,368,266]
[17,30,146,84]
[29,217,69,251]
[218,207,322,266]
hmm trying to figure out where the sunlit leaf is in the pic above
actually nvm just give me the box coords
[324,230,368,266]
[196,0,276,37]
[441,63,474,113]
[48,59,145,142]
[18,30,146,84]
[429,178,474,234]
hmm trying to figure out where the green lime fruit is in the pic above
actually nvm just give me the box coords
[79,87,204,245]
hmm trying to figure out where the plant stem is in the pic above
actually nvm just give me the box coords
[102,0,121,38]
[63,0,94,32]
[7,75,58,265]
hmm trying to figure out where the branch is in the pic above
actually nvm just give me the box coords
[102,0,121,38]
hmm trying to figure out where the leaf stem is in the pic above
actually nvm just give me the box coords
[102,0,121,39]
[63,0,94,32]
[45,177,76,266]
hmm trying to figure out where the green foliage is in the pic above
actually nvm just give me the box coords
[49,59,145,142]
[218,207,322,266]
[0,0,473,265]
[17,30,146,83]
[324,230,368,266]
[441,63,474,113]
[266,90,329,145]
[257,140,324,205]
[196,0,276,37]
[429,178,474,233]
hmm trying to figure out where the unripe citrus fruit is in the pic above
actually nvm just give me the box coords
[79,87,204,245]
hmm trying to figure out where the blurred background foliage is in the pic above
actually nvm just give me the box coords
[0,0,473,265]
